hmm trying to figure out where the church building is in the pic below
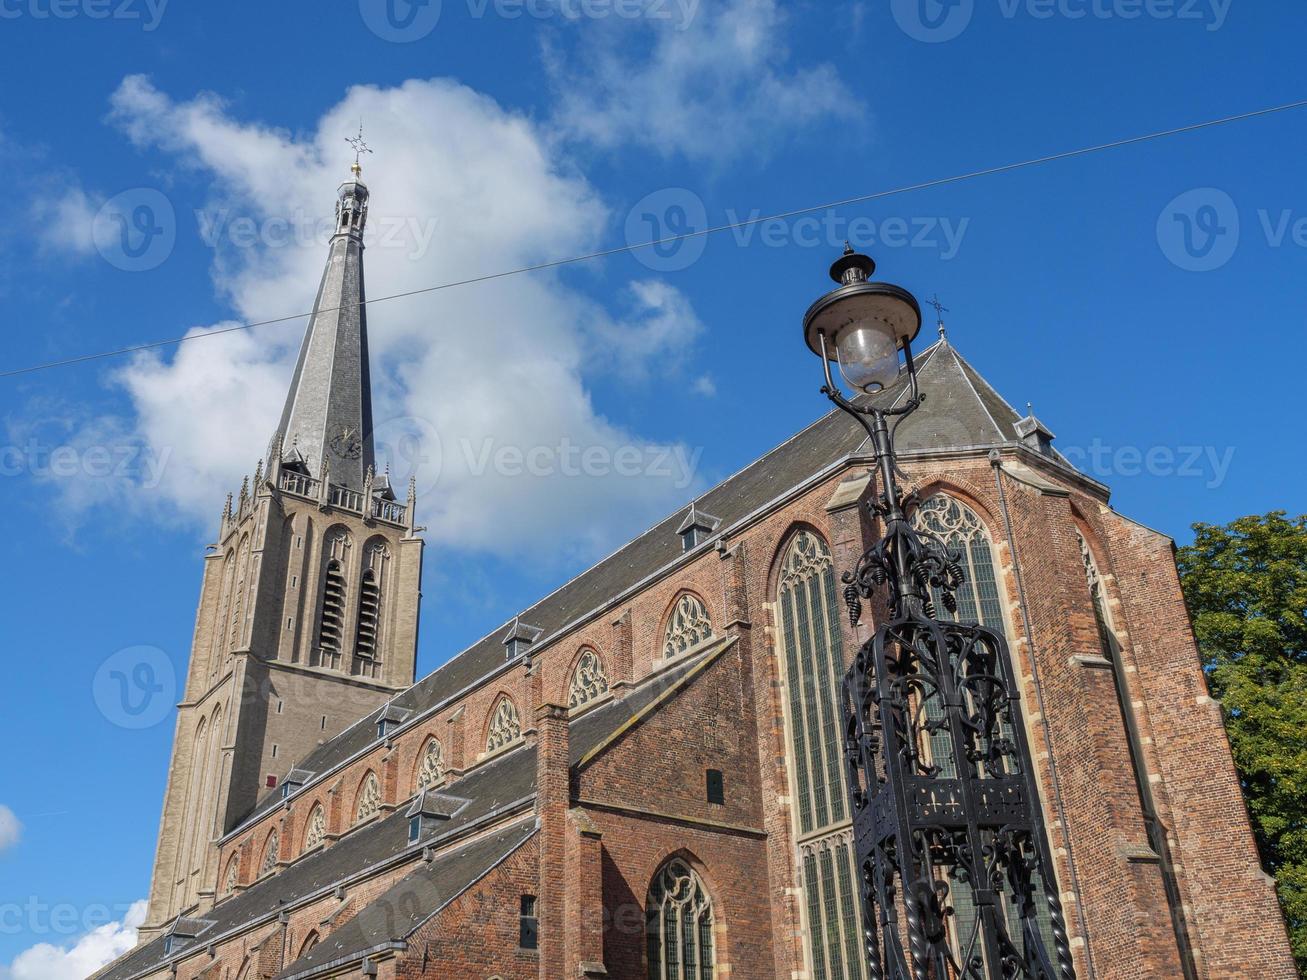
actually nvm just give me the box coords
[94,161,1295,980]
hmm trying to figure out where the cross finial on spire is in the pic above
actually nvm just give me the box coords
[927,294,949,340]
[345,122,373,177]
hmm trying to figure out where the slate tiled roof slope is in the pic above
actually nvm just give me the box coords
[98,650,717,980]
[274,819,538,980]
[229,340,1050,836]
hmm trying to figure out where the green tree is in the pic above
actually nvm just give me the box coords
[1177,512,1307,973]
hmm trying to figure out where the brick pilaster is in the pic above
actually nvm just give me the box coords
[535,702,569,980]
[445,707,466,778]
[610,609,633,691]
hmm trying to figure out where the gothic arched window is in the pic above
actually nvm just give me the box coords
[302,804,326,853]
[298,932,320,957]
[774,530,868,980]
[222,855,238,896]
[229,536,252,648]
[314,560,347,670]
[259,829,279,876]
[646,860,715,980]
[911,494,1005,631]
[663,593,713,659]
[568,649,609,709]
[416,738,445,791]
[486,697,521,754]
[355,771,381,824]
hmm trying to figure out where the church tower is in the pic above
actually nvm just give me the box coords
[138,155,424,938]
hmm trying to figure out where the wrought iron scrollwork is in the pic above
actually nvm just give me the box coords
[841,530,1076,980]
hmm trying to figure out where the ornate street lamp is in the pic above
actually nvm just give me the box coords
[803,247,1077,980]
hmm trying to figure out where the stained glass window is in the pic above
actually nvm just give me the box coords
[663,594,713,658]
[354,771,381,823]
[568,649,610,708]
[486,698,522,753]
[646,860,714,980]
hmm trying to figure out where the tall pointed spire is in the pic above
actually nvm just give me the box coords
[270,143,375,491]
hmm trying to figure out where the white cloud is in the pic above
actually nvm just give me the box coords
[39,76,710,561]
[5,901,146,980]
[544,0,860,162]
[0,805,20,851]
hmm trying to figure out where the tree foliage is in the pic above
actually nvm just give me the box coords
[1177,512,1307,972]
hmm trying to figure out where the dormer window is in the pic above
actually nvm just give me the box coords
[676,504,721,553]
[501,618,544,661]
[405,789,459,844]
[279,768,313,800]
[162,917,213,957]
[375,702,411,740]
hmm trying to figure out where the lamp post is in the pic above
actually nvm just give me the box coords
[803,247,1077,980]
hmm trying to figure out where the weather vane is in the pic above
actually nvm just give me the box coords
[927,294,949,339]
[345,122,373,175]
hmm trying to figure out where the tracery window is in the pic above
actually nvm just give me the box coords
[302,804,326,852]
[774,530,868,980]
[800,833,865,980]
[568,649,609,708]
[416,738,445,790]
[646,860,715,980]
[910,494,1058,964]
[663,593,713,659]
[259,829,279,876]
[486,698,521,753]
[355,771,381,823]
[911,494,1005,631]
[222,856,238,896]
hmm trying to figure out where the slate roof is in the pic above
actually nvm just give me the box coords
[275,819,538,980]
[230,340,1076,837]
[99,648,720,980]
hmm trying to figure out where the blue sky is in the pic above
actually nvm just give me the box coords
[1,1,1304,975]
